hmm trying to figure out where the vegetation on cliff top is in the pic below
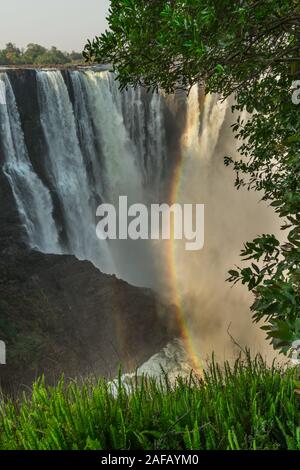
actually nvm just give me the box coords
[0,43,83,66]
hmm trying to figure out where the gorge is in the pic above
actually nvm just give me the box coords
[0,67,278,392]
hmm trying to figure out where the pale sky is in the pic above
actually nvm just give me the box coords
[0,0,110,52]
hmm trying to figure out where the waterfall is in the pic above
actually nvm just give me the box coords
[70,70,143,205]
[121,84,167,196]
[0,70,228,286]
[182,85,228,160]
[67,71,104,203]
[0,69,173,284]
[0,70,237,284]
[146,92,167,195]
[0,72,60,253]
[36,70,114,274]
[122,86,147,182]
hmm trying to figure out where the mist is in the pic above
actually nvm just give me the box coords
[159,88,282,366]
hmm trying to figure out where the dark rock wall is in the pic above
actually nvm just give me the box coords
[0,249,178,395]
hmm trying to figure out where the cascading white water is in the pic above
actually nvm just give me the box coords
[36,70,114,274]
[0,72,60,253]
[183,86,228,160]
[68,71,104,201]
[122,86,147,182]
[68,70,169,285]
[70,70,143,205]
[122,84,167,196]
[147,92,167,196]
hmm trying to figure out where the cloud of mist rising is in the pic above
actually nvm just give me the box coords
[158,90,283,366]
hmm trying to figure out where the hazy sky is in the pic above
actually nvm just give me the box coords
[0,0,110,52]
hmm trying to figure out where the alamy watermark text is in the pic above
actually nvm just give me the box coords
[96,196,205,251]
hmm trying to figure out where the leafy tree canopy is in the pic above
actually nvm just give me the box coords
[84,0,300,354]
[23,43,47,63]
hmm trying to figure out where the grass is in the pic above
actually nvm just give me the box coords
[0,355,299,450]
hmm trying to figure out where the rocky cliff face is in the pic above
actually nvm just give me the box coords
[0,172,25,253]
[0,247,178,395]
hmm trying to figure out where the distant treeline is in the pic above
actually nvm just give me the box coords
[0,43,83,66]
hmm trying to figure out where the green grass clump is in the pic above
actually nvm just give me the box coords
[0,355,299,450]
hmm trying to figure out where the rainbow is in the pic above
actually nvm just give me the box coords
[164,85,207,375]
[167,158,203,376]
